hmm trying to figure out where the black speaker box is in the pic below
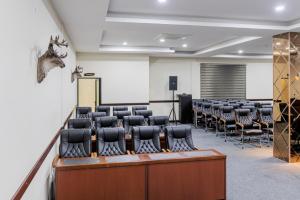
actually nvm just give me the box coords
[169,76,177,91]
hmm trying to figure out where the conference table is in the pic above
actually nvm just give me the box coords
[54,149,226,200]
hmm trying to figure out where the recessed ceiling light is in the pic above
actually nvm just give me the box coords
[182,44,188,48]
[123,41,128,46]
[159,38,165,43]
[275,5,285,12]
[238,50,244,54]
[158,0,167,3]
[181,37,187,40]
[276,42,281,46]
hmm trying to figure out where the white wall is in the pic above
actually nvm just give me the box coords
[0,0,77,199]
[77,53,150,104]
[246,63,273,99]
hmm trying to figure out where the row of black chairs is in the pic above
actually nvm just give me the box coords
[59,125,196,158]
[68,115,169,135]
[193,99,273,148]
[76,106,153,124]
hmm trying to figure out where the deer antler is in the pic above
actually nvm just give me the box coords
[76,65,83,73]
[50,35,68,48]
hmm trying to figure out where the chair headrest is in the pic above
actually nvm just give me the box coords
[113,111,131,118]
[241,106,255,111]
[134,110,153,117]
[166,125,191,139]
[235,109,250,116]
[220,106,233,113]
[77,107,92,114]
[90,112,106,120]
[124,115,145,125]
[97,128,124,142]
[113,106,128,111]
[96,106,110,112]
[68,118,91,128]
[133,126,160,140]
[132,106,147,111]
[259,108,272,115]
[95,116,117,126]
[61,129,91,143]
[149,116,169,125]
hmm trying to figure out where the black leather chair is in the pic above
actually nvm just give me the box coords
[134,110,153,124]
[201,103,212,131]
[132,126,161,154]
[149,116,169,132]
[132,106,147,115]
[96,128,126,156]
[95,116,118,129]
[258,108,273,142]
[123,116,145,134]
[67,118,92,129]
[218,106,236,141]
[76,107,92,119]
[59,129,91,158]
[113,111,131,126]
[113,106,128,112]
[235,109,263,149]
[165,125,196,152]
[95,106,110,116]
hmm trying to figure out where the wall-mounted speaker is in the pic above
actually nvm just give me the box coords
[169,76,177,91]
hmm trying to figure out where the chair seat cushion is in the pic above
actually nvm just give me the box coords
[244,129,263,135]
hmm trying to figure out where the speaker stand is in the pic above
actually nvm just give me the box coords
[169,90,177,125]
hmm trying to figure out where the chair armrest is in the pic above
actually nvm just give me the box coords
[127,150,131,155]
[91,152,97,158]
[131,151,135,155]
[253,121,262,129]
[219,118,226,125]
[236,122,244,129]
[162,149,167,152]
[260,121,269,127]
[166,149,172,152]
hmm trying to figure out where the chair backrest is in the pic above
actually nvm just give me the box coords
[258,108,273,124]
[134,110,153,119]
[261,105,273,108]
[95,106,110,116]
[165,125,196,152]
[235,109,253,127]
[76,107,92,118]
[149,116,169,127]
[219,106,235,122]
[211,104,223,117]
[113,106,128,112]
[132,126,161,154]
[132,106,147,115]
[201,103,212,114]
[59,129,91,158]
[96,128,126,156]
[67,118,92,129]
[229,103,240,109]
[123,115,145,134]
[241,105,257,121]
[89,112,107,122]
[113,111,131,119]
[95,116,118,129]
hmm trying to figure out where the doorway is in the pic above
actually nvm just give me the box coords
[77,78,101,111]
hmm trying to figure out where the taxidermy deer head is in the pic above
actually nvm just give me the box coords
[71,65,83,83]
[37,35,68,83]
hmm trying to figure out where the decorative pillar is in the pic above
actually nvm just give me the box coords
[273,32,300,163]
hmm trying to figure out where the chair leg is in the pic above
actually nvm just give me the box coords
[241,128,244,149]
[215,120,218,136]
[224,124,227,142]
[205,116,208,132]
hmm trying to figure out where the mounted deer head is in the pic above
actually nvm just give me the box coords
[71,65,83,83]
[37,35,68,83]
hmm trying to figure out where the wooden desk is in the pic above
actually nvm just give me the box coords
[54,149,226,200]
